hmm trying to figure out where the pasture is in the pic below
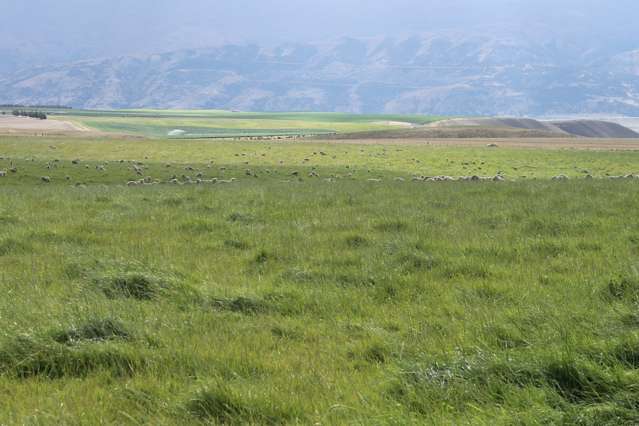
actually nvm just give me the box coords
[1,131,639,424]
[43,110,443,139]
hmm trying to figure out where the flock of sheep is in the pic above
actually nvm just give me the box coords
[1,155,638,186]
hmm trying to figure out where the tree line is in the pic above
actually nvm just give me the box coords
[11,110,47,120]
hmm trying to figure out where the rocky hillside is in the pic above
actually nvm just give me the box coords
[2,34,639,115]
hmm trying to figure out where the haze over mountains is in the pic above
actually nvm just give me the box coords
[3,34,639,115]
[1,0,638,115]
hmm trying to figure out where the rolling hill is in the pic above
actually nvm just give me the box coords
[326,118,639,139]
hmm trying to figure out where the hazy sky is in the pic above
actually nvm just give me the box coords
[1,0,638,59]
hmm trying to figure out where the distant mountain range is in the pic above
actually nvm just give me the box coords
[2,34,639,115]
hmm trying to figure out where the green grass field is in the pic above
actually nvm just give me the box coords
[38,109,444,138]
[1,131,639,424]
[1,136,638,181]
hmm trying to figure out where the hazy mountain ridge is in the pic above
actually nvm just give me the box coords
[2,35,639,115]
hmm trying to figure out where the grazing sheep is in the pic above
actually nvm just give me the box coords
[41,176,51,183]
[493,175,505,182]
[427,176,454,182]
[0,171,6,177]
[308,171,319,178]
[127,181,140,186]
[552,175,569,181]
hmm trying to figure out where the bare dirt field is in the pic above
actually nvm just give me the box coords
[0,115,95,136]
[314,137,639,150]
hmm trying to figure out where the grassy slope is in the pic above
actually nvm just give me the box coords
[1,135,639,424]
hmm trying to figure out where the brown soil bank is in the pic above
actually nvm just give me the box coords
[551,120,639,138]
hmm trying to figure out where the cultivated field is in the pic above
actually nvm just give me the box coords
[41,110,442,139]
[1,114,639,424]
